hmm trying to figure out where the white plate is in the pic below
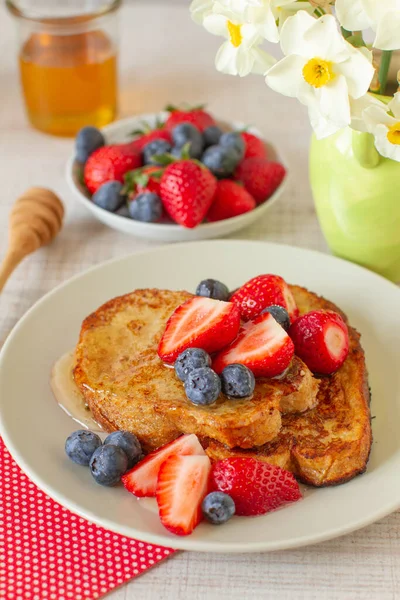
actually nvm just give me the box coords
[1,241,400,553]
[66,113,288,242]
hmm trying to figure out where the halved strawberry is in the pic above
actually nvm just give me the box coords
[156,455,211,536]
[121,434,205,498]
[213,312,294,378]
[230,274,299,322]
[158,297,241,364]
[211,457,302,516]
[289,310,349,375]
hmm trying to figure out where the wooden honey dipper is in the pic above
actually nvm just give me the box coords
[0,187,64,292]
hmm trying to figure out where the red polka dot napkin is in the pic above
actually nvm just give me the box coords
[0,438,175,600]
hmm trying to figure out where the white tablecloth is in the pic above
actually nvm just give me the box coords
[0,2,399,599]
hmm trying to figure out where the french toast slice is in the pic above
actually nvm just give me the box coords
[203,286,372,487]
[73,288,318,452]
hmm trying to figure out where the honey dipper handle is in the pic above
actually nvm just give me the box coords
[0,248,26,293]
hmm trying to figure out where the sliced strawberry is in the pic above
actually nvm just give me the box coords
[121,434,205,498]
[213,312,294,378]
[156,455,211,536]
[158,297,241,364]
[230,274,299,322]
[289,310,349,375]
[211,457,302,516]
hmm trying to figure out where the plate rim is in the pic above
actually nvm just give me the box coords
[1,239,400,553]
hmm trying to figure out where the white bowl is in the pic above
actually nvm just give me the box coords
[66,112,288,242]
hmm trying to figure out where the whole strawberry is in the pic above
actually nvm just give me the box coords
[84,144,142,194]
[160,160,217,228]
[241,132,267,160]
[289,310,349,375]
[129,125,172,152]
[165,104,216,132]
[230,274,299,322]
[235,158,286,203]
[207,180,256,222]
[124,165,163,199]
[211,457,302,516]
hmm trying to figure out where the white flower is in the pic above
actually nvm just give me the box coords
[336,0,400,51]
[363,93,400,160]
[265,11,375,139]
[349,94,387,133]
[203,7,276,76]
[190,0,215,25]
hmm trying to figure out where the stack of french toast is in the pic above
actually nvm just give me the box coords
[73,281,372,488]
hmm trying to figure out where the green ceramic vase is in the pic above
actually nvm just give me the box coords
[310,128,400,282]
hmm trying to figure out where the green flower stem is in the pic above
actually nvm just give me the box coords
[378,51,393,95]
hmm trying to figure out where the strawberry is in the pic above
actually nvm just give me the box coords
[156,455,211,536]
[235,158,286,203]
[165,104,216,132]
[129,129,172,152]
[121,434,205,498]
[230,274,299,322]
[124,165,163,199]
[207,180,256,222]
[160,160,217,228]
[211,457,302,516]
[158,297,241,364]
[84,144,142,194]
[213,312,294,378]
[241,132,267,160]
[289,310,349,375]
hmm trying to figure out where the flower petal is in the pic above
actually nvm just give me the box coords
[335,0,371,31]
[303,15,349,61]
[372,124,400,161]
[308,106,343,140]
[388,92,400,119]
[335,44,374,99]
[190,0,214,24]
[251,47,277,74]
[318,75,351,129]
[266,54,310,99]
[363,105,397,131]
[373,11,400,50]
[203,14,229,37]
[279,10,316,57]
[350,94,387,132]
[236,46,256,77]
[215,41,239,75]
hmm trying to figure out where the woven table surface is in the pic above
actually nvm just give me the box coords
[0,2,399,599]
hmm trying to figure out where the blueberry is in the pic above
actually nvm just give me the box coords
[175,348,212,382]
[171,146,184,158]
[262,304,290,331]
[89,445,128,486]
[203,125,223,147]
[201,145,240,178]
[220,132,245,161]
[143,139,172,165]
[76,126,105,163]
[196,279,230,301]
[184,367,221,405]
[115,204,130,218]
[202,491,235,525]
[93,181,125,212]
[128,192,163,223]
[172,123,204,158]
[220,364,255,399]
[104,431,142,468]
[65,430,102,466]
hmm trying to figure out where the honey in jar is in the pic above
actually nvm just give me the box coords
[7,1,121,137]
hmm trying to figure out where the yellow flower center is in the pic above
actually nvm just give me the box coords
[227,20,242,48]
[387,122,400,145]
[303,58,335,88]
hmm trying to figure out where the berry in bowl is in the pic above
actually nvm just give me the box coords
[66,105,288,242]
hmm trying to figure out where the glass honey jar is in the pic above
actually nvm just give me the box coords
[6,0,121,136]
